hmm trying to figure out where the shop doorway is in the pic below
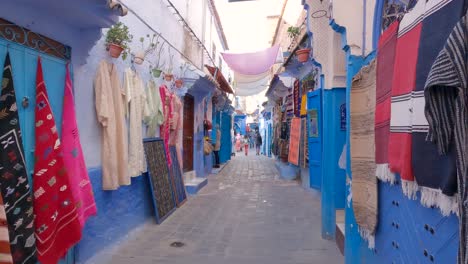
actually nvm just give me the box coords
[308,89,322,190]
[183,94,194,172]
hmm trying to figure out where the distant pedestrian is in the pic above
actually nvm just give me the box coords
[243,135,249,156]
[255,132,262,155]
[235,133,241,152]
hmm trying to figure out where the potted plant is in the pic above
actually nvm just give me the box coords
[287,26,300,41]
[105,22,132,59]
[148,38,166,78]
[134,34,161,65]
[296,47,311,63]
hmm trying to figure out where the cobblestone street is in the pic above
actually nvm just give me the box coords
[87,154,344,264]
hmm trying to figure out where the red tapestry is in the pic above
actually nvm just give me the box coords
[33,58,81,264]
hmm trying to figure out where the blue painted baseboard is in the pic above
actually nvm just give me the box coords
[185,178,208,195]
[75,168,154,264]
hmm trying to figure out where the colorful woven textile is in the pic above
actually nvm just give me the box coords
[61,64,97,227]
[350,59,377,249]
[0,53,36,264]
[388,0,424,198]
[375,21,398,183]
[0,195,13,264]
[425,10,468,264]
[411,0,465,215]
[33,58,81,264]
[159,85,173,166]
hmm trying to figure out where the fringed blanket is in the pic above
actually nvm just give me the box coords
[412,0,465,216]
[350,59,377,249]
[388,0,425,198]
[0,53,36,264]
[424,10,468,264]
[375,21,398,184]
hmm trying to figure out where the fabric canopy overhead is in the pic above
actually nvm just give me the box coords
[233,75,270,96]
[222,45,281,75]
[234,70,270,84]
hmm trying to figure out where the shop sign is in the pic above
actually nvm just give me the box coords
[340,104,346,131]
[308,109,319,138]
[288,117,301,166]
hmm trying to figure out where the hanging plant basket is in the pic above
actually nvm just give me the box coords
[108,43,124,58]
[152,68,162,78]
[175,79,184,88]
[134,51,145,65]
[164,73,174,82]
[296,48,311,63]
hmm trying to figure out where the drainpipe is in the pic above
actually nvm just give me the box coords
[362,0,367,56]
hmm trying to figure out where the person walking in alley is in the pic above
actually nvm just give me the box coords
[243,135,250,156]
[235,133,241,152]
[256,132,262,155]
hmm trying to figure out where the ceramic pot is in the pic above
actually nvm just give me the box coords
[108,43,124,58]
[296,48,311,63]
[175,79,183,88]
[152,69,162,78]
[134,51,145,65]
[165,73,174,82]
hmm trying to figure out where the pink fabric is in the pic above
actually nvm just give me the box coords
[221,45,280,75]
[159,85,173,165]
[62,64,97,228]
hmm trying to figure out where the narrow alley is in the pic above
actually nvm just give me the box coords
[87,155,343,264]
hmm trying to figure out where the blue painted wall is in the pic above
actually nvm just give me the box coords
[75,168,154,263]
[233,115,247,135]
[321,88,346,240]
[307,89,323,190]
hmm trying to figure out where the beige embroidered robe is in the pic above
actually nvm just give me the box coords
[143,80,164,137]
[124,69,147,177]
[94,60,130,190]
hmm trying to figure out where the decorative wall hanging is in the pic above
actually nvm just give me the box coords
[169,146,187,207]
[143,138,176,224]
[288,117,301,166]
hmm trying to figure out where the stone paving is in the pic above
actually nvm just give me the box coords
[87,154,344,264]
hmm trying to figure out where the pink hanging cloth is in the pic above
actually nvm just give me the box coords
[61,64,97,227]
[159,84,173,165]
[33,58,82,264]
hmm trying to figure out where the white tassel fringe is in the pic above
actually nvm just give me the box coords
[376,163,396,184]
[419,187,459,216]
[401,180,419,200]
[358,227,375,249]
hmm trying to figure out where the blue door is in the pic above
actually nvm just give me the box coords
[308,89,322,190]
[0,39,74,264]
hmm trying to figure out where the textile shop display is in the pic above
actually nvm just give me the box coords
[34,58,82,264]
[144,80,164,138]
[411,0,465,215]
[288,118,301,166]
[0,196,13,264]
[0,53,37,264]
[388,0,424,198]
[169,95,183,171]
[62,65,97,227]
[350,59,377,249]
[124,69,147,178]
[94,60,129,190]
[425,11,468,264]
[169,146,187,207]
[143,138,176,224]
[375,21,398,183]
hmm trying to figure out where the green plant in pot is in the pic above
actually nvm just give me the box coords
[105,22,133,60]
[287,26,300,41]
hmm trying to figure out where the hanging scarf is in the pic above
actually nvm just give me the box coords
[375,21,398,184]
[425,10,468,264]
[33,58,81,264]
[61,64,97,227]
[159,85,173,166]
[411,0,465,216]
[0,53,36,264]
[388,0,425,198]
[350,59,377,249]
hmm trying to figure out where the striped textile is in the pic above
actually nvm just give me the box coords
[424,11,468,264]
[375,21,398,183]
[411,0,465,216]
[350,59,377,249]
[0,196,12,264]
[388,0,425,198]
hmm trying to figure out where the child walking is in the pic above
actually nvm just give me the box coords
[243,135,249,156]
